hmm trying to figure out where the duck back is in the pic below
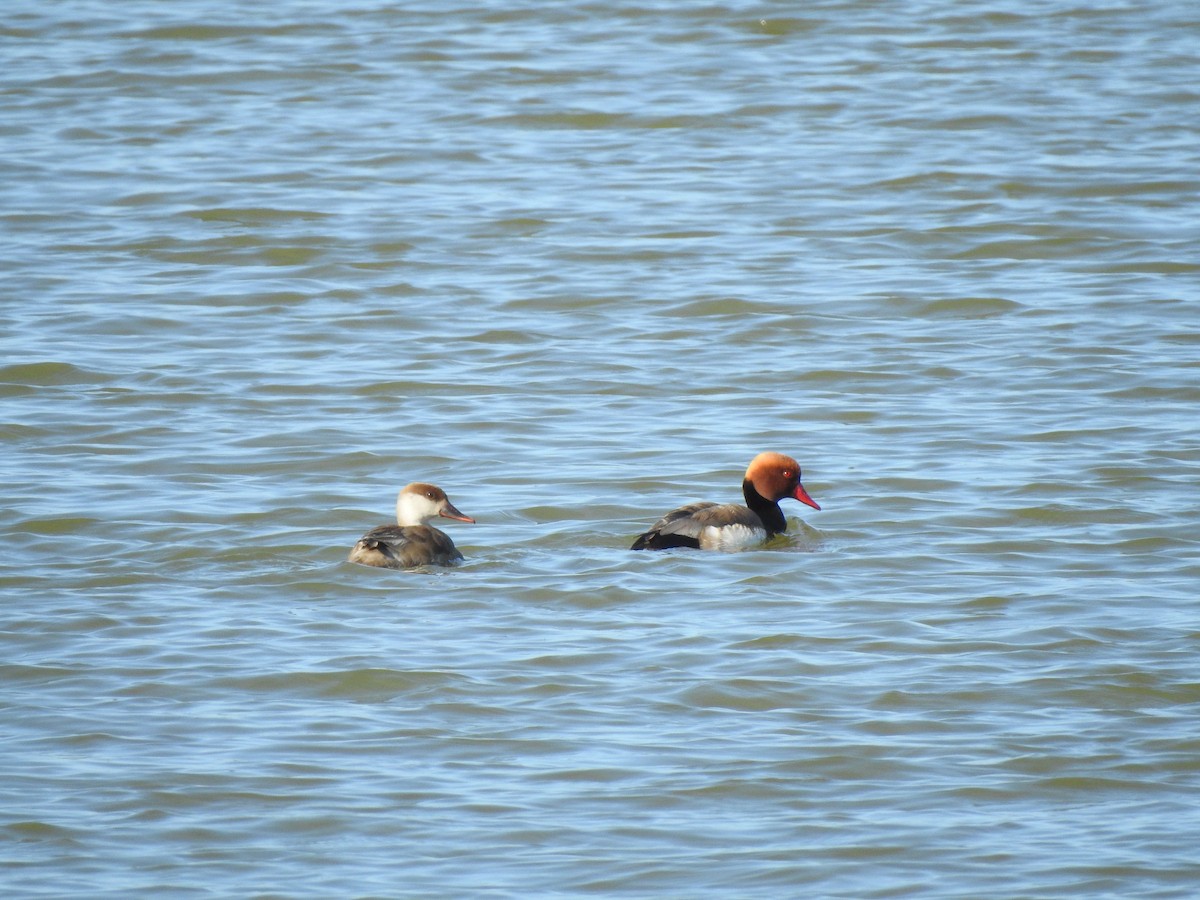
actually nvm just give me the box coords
[349,524,464,568]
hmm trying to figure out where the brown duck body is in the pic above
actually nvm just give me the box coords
[631,452,820,552]
[348,482,474,569]
[349,524,465,568]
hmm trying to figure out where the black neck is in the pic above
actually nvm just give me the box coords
[743,479,786,536]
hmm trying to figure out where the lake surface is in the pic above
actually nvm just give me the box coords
[3,1,1199,896]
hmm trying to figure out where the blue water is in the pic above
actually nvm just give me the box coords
[3,1,1199,896]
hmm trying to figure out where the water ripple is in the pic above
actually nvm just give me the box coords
[3,1,1199,897]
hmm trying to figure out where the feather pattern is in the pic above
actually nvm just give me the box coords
[348,482,474,569]
[631,453,819,552]
[349,524,464,568]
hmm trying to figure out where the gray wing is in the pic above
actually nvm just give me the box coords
[651,502,762,538]
[644,502,719,540]
[633,501,760,550]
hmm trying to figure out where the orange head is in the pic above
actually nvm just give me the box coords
[744,452,821,510]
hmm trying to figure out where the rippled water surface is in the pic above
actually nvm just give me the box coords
[3,1,1200,896]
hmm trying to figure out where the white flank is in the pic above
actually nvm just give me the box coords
[698,523,767,552]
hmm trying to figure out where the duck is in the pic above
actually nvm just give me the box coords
[630,452,820,551]
[348,482,475,568]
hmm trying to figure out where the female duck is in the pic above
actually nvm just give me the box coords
[631,452,820,551]
[349,482,475,568]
